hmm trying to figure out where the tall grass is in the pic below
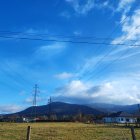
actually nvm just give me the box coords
[0,122,140,140]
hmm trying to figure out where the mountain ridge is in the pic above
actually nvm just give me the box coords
[5,102,104,117]
[87,103,140,113]
[2,102,140,117]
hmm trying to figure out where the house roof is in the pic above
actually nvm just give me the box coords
[107,111,133,117]
[133,112,140,117]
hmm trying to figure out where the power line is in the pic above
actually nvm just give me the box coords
[0,29,137,41]
[0,30,107,40]
[78,2,140,81]
[85,33,140,82]
[78,15,130,80]
[0,64,32,90]
[0,34,140,47]
[90,48,131,81]
[72,15,130,85]
[92,16,129,54]
[81,24,140,82]
[0,6,138,89]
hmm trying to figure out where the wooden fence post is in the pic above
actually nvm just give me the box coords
[130,126,136,140]
[26,126,31,140]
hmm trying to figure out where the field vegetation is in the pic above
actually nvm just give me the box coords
[0,122,140,140]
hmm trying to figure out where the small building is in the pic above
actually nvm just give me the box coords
[103,111,136,123]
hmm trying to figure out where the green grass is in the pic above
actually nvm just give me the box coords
[0,122,140,140]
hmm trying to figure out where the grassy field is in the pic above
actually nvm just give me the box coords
[0,122,140,140]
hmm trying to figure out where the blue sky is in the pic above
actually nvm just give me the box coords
[0,0,140,113]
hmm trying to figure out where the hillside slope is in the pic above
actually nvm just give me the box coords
[7,102,104,117]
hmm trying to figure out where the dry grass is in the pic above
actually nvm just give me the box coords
[0,122,140,140]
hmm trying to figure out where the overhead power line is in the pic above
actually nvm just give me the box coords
[84,26,140,82]
[0,34,140,47]
[0,30,108,40]
[78,2,140,81]
[0,30,135,41]
[78,15,130,80]
[87,42,136,82]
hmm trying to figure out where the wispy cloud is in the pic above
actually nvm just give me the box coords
[54,72,74,80]
[111,0,139,50]
[65,0,135,16]
[38,43,66,52]
[65,0,94,15]
[75,55,111,79]
[60,11,71,19]
[95,0,115,12]
[73,31,82,36]
[35,42,67,59]
[65,0,116,16]
[117,0,135,13]
[0,105,24,114]
[112,9,140,46]
[25,96,47,105]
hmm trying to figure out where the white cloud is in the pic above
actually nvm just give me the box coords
[112,0,139,47]
[65,0,117,16]
[55,80,90,97]
[76,55,109,79]
[117,0,135,12]
[54,77,140,105]
[73,31,82,36]
[60,11,71,18]
[0,105,24,114]
[24,96,48,108]
[25,97,33,104]
[112,9,140,45]
[19,90,27,96]
[25,96,46,105]
[35,43,66,58]
[95,0,115,12]
[24,28,38,34]
[65,0,73,2]
[5,28,49,40]
[23,28,48,35]
[66,0,94,15]
[39,43,66,52]
[54,72,74,79]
